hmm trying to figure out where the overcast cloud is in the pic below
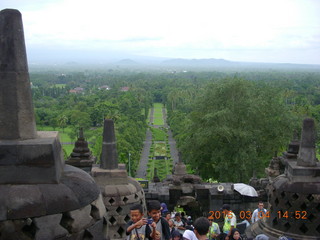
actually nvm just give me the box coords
[1,0,319,64]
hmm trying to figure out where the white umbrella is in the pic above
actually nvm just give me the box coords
[233,183,258,197]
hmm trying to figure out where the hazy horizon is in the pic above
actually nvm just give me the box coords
[1,0,320,65]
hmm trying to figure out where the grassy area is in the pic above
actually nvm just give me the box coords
[53,84,66,88]
[36,125,93,157]
[153,103,164,125]
[151,128,167,141]
[37,126,73,142]
[146,158,173,181]
[63,144,75,156]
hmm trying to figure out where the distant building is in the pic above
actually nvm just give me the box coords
[120,86,130,92]
[98,85,111,90]
[69,87,84,94]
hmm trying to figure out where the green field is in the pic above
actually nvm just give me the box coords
[153,103,164,125]
[36,126,92,156]
[151,128,167,141]
[37,126,73,142]
[53,84,66,88]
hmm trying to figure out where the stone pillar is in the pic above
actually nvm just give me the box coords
[297,118,317,167]
[100,119,118,169]
[0,9,36,140]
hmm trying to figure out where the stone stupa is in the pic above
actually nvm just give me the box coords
[91,119,147,240]
[66,127,96,172]
[0,9,107,239]
[248,118,320,239]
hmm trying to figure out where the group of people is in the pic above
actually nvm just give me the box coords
[125,200,268,240]
[125,200,210,240]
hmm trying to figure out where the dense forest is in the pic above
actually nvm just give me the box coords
[30,66,320,182]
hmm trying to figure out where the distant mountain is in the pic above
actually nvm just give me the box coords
[117,59,139,65]
[161,58,320,70]
[162,58,233,65]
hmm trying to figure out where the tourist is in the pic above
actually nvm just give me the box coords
[183,227,197,240]
[229,229,242,240]
[174,212,186,235]
[181,212,188,224]
[193,217,211,240]
[172,230,183,240]
[169,219,176,237]
[148,200,171,240]
[207,218,220,240]
[255,234,269,240]
[126,204,152,240]
[251,202,267,223]
[161,202,169,216]
[166,212,172,222]
[185,219,194,231]
[220,204,236,240]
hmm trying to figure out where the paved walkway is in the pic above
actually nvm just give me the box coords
[136,129,152,178]
[168,130,179,165]
[136,104,179,178]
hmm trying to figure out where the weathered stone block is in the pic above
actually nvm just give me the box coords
[7,185,46,219]
[85,219,106,240]
[33,214,68,240]
[0,131,64,184]
[90,194,106,220]
[62,204,94,233]
[92,167,128,185]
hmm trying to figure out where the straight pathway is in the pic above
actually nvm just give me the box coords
[136,104,180,178]
[136,128,152,178]
[168,130,179,165]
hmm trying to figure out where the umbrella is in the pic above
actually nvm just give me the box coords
[233,183,258,197]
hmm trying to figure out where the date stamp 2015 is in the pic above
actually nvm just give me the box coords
[208,210,308,220]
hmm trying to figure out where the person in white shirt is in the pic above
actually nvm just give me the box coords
[251,202,267,223]
[174,213,186,235]
[183,217,210,240]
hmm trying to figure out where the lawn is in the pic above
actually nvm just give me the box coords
[153,103,164,125]
[37,126,73,142]
[36,125,93,157]
[53,84,66,88]
[151,128,167,141]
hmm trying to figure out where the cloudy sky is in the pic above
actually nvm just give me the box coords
[1,0,319,64]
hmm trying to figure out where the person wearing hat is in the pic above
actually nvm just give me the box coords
[221,204,236,240]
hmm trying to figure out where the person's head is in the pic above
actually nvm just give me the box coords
[231,228,241,240]
[130,204,144,223]
[175,212,181,221]
[165,212,171,221]
[161,202,168,213]
[148,200,161,222]
[168,219,174,228]
[193,217,210,237]
[221,204,231,215]
[171,230,181,240]
[258,201,264,210]
[181,212,185,218]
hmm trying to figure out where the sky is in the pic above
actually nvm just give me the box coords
[0,0,320,64]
